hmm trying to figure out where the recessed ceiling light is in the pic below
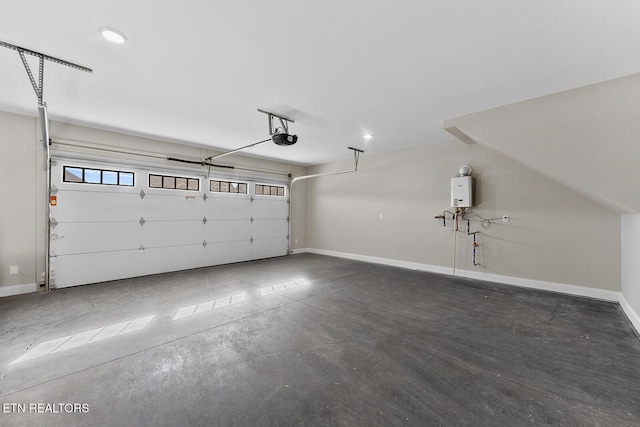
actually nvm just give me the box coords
[100,27,127,44]
[364,134,373,140]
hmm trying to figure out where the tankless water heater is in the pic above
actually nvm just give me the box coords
[451,176,474,208]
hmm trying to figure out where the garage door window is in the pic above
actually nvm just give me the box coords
[255,184,285,197]
[210,180,248,194]
[149,174,200,191]
[63,166,135,186]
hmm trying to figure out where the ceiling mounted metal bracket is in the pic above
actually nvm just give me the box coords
[1,40,93,106]
[347,146,364,170]
[257,109,295,136]
[18,50,44,105]
[0,41,93,73]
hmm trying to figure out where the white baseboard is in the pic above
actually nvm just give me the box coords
[307,248,452,275]
[619,294,640,335]
[0,283,38,297]
[290,248,311,254]
[455,269,620,302]
[304,248,620,302]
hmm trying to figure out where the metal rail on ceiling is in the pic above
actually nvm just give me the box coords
[0,40,93,73]
[1,40,93,106]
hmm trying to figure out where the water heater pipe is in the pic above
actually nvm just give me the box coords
[452,226,457,275]
[452,208,461,274]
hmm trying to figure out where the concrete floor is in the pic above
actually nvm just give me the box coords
[0,253,639,426]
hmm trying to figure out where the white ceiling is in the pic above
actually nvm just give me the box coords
[1,1,640,166]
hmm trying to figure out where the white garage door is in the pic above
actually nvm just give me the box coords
[49,156,289,288]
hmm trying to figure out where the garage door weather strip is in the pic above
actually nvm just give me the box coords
[1,40,93,292]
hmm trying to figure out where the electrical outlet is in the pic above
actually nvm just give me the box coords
[502,215,509,223]
[9,265,18,275]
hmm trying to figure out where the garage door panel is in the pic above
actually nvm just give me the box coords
[52,250,146,288]
[252,238,288,259]
[251,220,289,239]
[206,196,252,207]
[205,240,253,265]
[252,198,288,213]
[203,220,252,243]
[205,204,253,220]
[205,212,251,222]
[140,222,207,247]
[139,245,207,273]
[52,191,143,222]
[250,211,287,220]
[52,246,207,288]
[52,222,141,255]
[138,194,206,220]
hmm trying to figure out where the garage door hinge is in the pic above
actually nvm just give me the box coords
[250,216,254,223]
[139,190,146,199]
[250,237,254,244]
[139,217,145,226]
[287,216,290,222]
[203,194,208,201]
[202,240,207,248]
[50,218,57,228]
[50,185,58,195]
[250,196,254,203]
[202,217,207,225]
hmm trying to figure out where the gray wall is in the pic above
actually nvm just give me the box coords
[306,142,621,292]
[0,112,40,289]
[0,111,309,292]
